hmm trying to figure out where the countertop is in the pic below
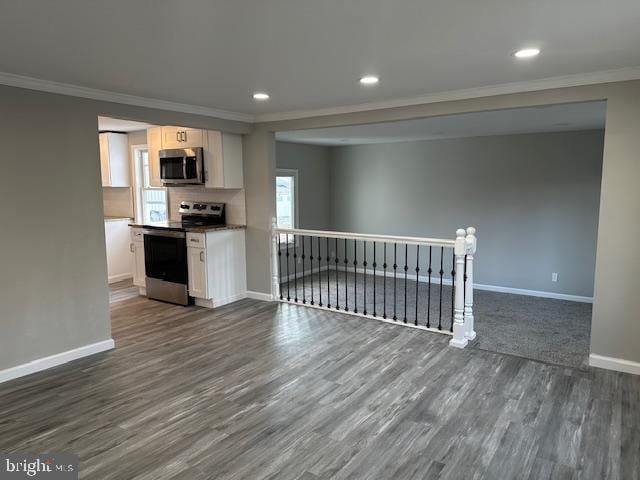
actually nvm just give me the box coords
[128,221,246,233]
[104,216,134,222]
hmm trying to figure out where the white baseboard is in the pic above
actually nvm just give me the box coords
[195,292,248,308]
[108,273,133,284]
[324,266,593,303]
[473,283,592,303]
[246,291,273,302]
[0,339,115,384]
[589,354,640,375]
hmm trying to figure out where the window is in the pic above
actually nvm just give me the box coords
[133,146,168,223]
[276,169,298,242]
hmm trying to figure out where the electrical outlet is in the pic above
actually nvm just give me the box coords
[551,272,558,282]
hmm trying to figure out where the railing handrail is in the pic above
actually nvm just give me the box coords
[274,226,455,248]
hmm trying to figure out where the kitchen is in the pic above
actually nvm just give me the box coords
[99,116,247,308]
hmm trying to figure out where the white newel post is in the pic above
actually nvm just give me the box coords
[464,227,477,340]
[449,228,468,348]
[271,217,281,301]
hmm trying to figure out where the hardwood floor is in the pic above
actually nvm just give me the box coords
[0,283,638,479]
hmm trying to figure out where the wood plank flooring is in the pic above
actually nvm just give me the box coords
[0,283,638,479]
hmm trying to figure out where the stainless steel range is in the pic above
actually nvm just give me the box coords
[143,202,226,305]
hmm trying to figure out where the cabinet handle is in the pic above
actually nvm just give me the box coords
[176,131,181,143]
[200,251,205,262]
[182,131,187,142]
[130,243,135,253]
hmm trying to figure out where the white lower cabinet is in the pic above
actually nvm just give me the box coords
[130,228,146,287]
[187,229,246,307]
[187,247,208,299]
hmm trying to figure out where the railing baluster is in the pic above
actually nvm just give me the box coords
[309,237,314,305]
[393,243,397,321]
[293,235,298,302]
[450,249,455,332]
[427,246,432,328]
[318,236,323,307]
[278,234,283,300]
[286,234,291,301]
[403,244,408,324]
[335,237,339,310]
[301,236,306,304]
[438,246,444,330]
[353,239,358,314]
[363,241,368,316]
[373,242,377,317]
[383,243,387,319]
[326,237,331,309]
[415,245,420,326]
[344,238,349,312]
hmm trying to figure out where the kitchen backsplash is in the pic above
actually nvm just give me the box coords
[103,187,134,218]
[167,187,246,225]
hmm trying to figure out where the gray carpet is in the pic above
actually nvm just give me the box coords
[281,270,591,369]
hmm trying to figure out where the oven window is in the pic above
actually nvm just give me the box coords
[144,235,188,284]
[160,157,185,179]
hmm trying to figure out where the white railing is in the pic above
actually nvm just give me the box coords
[271,218,477,348]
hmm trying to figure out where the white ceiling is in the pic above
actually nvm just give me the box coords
[0,1,639,118]
[97,117,155,133]
[276,101,606,145]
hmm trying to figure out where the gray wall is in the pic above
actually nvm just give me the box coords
[0,84,250,372]
[276,141,332,230]
[328,131,604,297]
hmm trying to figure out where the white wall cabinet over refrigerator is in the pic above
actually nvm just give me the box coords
[186,229,246,307]
[99,132,130,187]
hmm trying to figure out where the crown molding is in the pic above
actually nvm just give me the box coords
[255,66,640,123]
[0,71,255,123]
[2,66,640,125]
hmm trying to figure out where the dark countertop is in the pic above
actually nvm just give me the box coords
[128,221,246,233]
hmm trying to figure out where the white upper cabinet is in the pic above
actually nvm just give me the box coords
[147,127,163,187]
[204,131,244,189]
[99,132,130,187]
[161,126,204,149]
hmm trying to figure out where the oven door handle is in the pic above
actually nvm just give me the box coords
[183,157,188,179]
[142,229,186,238]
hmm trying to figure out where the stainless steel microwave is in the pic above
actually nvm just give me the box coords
[159,147,204,185]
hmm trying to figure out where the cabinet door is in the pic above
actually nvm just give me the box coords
[147,127,163,187]
[105,220,133,283]
[188,247,208,299]
[99,133,111,186]
[179,128,203,148]
[204,130,224,188]
[161,126,204,149]
[107,133,130,187]
[132,241,146,287]
[161,126,184,149]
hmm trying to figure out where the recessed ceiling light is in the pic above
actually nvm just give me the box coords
[513,48,540,58]
[359,76,379,85]
[253,92,270,100]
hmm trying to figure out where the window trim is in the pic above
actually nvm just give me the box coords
[276,168,299,245]
[132,144,168,224]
